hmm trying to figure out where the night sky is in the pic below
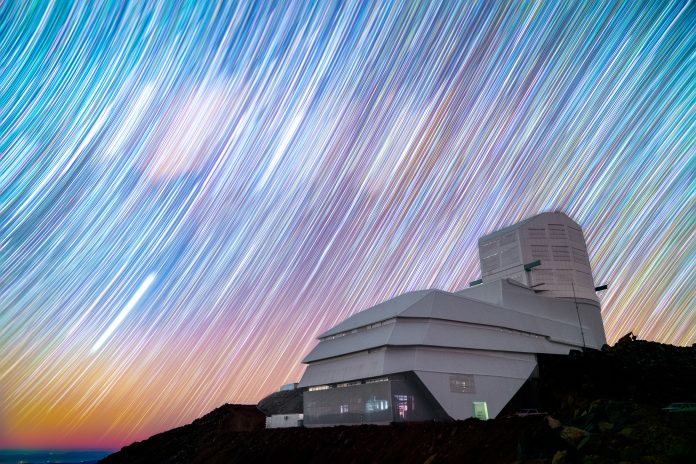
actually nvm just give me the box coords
[1,0,694,449]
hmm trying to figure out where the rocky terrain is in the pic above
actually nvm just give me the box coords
[100,336,696,463]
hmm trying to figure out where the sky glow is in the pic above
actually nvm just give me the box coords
[1,0,694,450]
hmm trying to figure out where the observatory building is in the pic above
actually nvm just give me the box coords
[293,212,606,427]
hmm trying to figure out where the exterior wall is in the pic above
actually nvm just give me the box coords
[414,360,536,420]
[478,212,598,302]
[301,346,539,420]
[304,379,392,426]
[300,348,389,387]
[266,413,304,428]
[319,291,430,338]
[302,349,538,423]
[299,212,607,425]
[301,283,606,379]
[299,284,606,421]
[479,228,526,284]
[303,373,446,427]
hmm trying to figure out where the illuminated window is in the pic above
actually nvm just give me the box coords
[365,377,388,384]
[473,401,489,420]
[449,374,476,393]
[337,381,361,388]
[394,394,414,420]
[365,396,389,412]
[309,385,330,392]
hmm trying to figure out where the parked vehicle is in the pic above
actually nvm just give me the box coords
[512,409,547,417]
[662,402,696,412]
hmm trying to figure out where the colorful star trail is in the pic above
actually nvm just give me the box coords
[1,0,694,450]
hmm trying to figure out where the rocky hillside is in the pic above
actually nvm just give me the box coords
[100,337,696,463]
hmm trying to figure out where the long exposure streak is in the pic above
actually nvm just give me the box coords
[1,0,693,451]
[92,274,156,353]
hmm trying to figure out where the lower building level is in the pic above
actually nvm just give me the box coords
[303,372,449,427]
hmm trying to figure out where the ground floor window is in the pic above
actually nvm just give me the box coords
[303,372,445,426]
[473,401,489,420]
[365,396,389,412]
[393,394,415,420]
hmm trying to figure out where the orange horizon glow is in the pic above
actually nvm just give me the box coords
[3,0,693,451]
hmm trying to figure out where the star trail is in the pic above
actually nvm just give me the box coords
[1,0,694,449]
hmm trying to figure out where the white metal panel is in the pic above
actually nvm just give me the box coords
[303,323,395,363]
[303,280,605,365]
[266,414,304,428]
[455,280,504,305]
[298,348,388,387]
[396,319,578,354]
[300,345,537,388]
[406,289,595,347]
[479,212,598,302]
[318,290,430,338]
[395,347,537,378]
[415,367,535,419]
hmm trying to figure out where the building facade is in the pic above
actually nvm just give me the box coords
[297,212,606,426]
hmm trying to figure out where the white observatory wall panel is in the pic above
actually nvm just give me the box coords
[389,319,576,354]
[520,214,597,302]
[298,349,387,387]
[303,279,604,370]
[414,291,588,347]
[319,290,429,337]
[479,213,598,302]
[455,279,504,305]
[479,229,526,285]
[415,365,535,419]
[400,347,537,378]
[303,324,395,362]
[576,301,608,347]
[300,344,541,389]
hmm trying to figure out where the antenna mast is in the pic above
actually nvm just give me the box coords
[572,282,586,349]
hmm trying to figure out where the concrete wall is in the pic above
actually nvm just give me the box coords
[266,414,304,428]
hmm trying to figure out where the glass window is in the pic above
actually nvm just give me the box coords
[473,401,489,420]
[449,374,476,393]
